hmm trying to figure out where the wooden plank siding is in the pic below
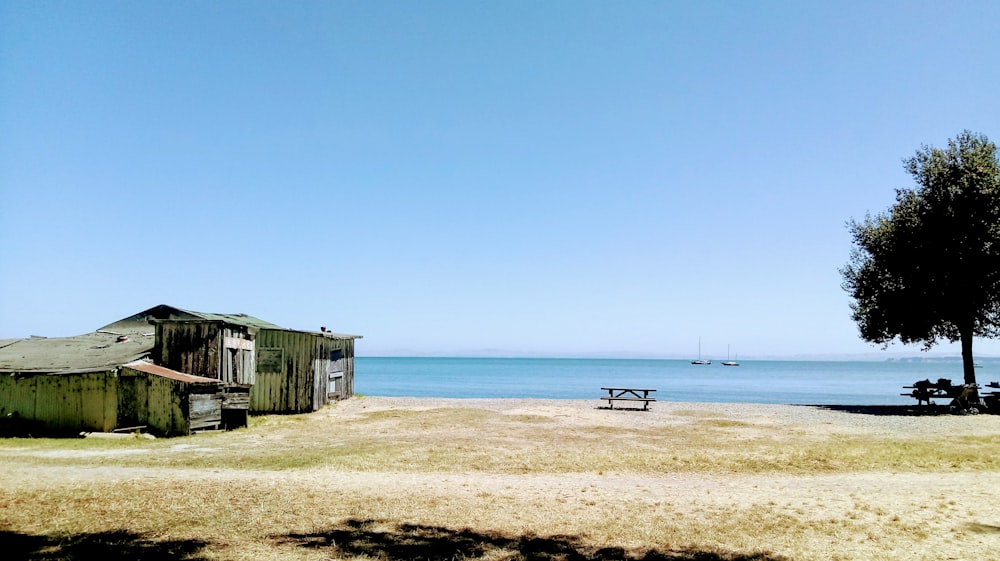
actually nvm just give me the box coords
[250,329,312,413]
[249,330,356,414]
[145,374,180,434]
[154,322,221,379]
[220,327,256,387]
[154,321,256,386]
[189,392,222,430]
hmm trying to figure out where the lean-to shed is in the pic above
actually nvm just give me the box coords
[251,328,362,413]
[118,360,223,435]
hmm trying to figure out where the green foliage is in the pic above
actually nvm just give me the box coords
[842,131,1000,382]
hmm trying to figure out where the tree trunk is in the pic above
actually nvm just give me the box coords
[960,328,977,385]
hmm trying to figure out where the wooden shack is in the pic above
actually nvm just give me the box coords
[99,304,362,414]
[2,304,362,435]
[152,317,258,428]
[251,328,361,413]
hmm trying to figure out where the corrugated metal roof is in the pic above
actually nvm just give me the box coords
[123,360,222,385]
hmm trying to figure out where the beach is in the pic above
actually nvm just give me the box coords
[2,397,1000,560]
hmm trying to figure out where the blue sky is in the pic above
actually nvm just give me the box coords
[2,1,999,359]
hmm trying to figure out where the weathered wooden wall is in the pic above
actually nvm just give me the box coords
[250,331,355,413]
[326,338,356,400]
[188,392,222,430]
[342,338,356,398]
[154,322,219,379]
[220,326,256,387]
[118,367,222,436]
[0,371,118,434]
[251,330,312,413]
[144,374,185,435]
[154,322,256,386]
[118,368,183,435]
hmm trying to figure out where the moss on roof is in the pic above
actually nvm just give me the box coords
[179,312,284,330]
[100,304,284,331]
[0,331,154,374]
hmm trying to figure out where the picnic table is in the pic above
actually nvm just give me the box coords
[600,387,656,410]
[902,379,985,413]
[901,385,951,407]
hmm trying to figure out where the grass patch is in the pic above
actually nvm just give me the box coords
[4,408,999,475]
[697,418,753,428]
[671,409,728,418]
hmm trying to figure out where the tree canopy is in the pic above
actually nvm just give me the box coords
[841,131,1000,385]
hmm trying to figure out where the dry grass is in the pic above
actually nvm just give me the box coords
[2,397,1000,561]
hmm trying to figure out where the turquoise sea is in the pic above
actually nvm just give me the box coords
[355,357,999,405]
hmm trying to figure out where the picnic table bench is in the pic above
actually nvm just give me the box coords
[902,379,985,413]
[600,387,656,410]
[981,382,1000,410]
[900,385,951,407]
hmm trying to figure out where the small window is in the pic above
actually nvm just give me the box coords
[330,349,344,361]
[258,348,284,373]
[328,373,343,395]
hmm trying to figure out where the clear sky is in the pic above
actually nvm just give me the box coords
[2,1,999,359]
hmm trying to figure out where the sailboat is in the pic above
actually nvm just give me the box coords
[722,345,739,367]
[691,337,711,365]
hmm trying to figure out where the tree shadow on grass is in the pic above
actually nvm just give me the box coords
[278,518,790,561]
[0,530,210,560]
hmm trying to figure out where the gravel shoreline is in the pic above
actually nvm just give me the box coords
[337,395,1000,438]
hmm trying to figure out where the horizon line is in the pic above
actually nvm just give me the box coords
[355,351,993,361]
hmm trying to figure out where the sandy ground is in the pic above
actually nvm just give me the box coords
[4,397,1000,560]
[315,398,1000,560]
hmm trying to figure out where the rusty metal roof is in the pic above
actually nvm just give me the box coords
[123,360,221,385]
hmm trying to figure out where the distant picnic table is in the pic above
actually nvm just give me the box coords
[600,387,656,410]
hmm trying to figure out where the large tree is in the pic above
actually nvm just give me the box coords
[841,131,1000,385]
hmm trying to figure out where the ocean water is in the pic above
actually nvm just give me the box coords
[354,357,997,405]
